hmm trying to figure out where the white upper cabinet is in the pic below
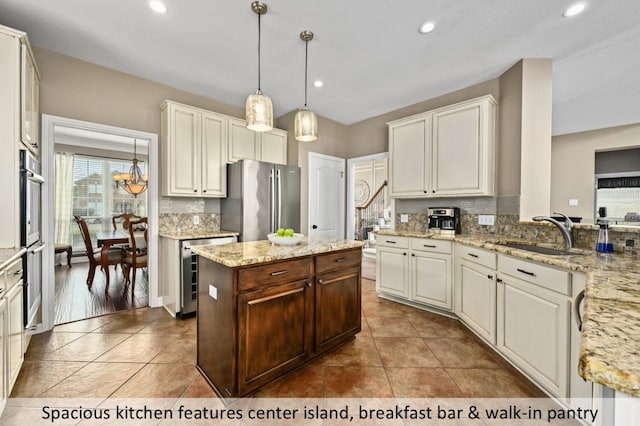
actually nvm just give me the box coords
[161,101,227,197]
[387,95,496,198]
[388,117,429,197]
[228,117,287,165]
[21,42,40,154]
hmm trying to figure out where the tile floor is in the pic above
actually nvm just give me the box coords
[11,278,544,402]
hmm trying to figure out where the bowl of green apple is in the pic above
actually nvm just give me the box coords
[267,228,304,245]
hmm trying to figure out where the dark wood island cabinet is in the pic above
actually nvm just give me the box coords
[192,238,364,399]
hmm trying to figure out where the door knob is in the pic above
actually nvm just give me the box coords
[312,224,318,229]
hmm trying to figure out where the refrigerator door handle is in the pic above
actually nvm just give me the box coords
[269,169,276,233]
[276,169,282,230]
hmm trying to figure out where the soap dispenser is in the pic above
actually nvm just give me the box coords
[596,222,614,253]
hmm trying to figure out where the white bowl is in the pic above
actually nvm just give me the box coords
[267,233,304,246]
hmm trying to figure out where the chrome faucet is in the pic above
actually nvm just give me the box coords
[532,212,574,249]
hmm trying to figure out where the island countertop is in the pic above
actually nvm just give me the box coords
[190,237,365,268]
[159,230,239,240]
[376,229,640,396]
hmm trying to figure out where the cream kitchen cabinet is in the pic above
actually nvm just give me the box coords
[376,236,453,311]
[0,297,6,414]
[387,95,496,198]
[376,235,409,298]
[1,255,24,396]
[161,100,227,197]
[21,41,40,154]
[387,117,429,197]
[431,96,496,196]
[454,244,497,344]
[496,254,571,398]
[228,118,287,165]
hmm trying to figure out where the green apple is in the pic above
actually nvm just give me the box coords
[276,228,286,237]
[284,228,295,237]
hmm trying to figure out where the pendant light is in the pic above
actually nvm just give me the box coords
[112,139,148,197]
[294,30,318,142]
[245,1,273,132]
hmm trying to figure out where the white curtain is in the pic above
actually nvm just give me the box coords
[54,152,74,244]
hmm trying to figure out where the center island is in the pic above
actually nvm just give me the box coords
[191,237,365,400]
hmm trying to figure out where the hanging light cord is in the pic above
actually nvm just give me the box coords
[257,11,262,92]
[304,39,309,107]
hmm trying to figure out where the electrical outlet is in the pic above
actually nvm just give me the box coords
[193,215,200,225]
[569,199,579,206]
[478,214,495,226]
[400,214,409,223]
[209,285,217,300]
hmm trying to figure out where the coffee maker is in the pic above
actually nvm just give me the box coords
[428,207,460,234]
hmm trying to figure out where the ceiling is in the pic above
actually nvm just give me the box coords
[1,0,639,136]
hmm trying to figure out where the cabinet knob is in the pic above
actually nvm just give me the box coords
[403,252,407,256]
[203,190,207,193]
[423,190,427,193]
[496,278,503,283]
[193,189,197,192]
[432,190,436,193]
[307,282,312,287]
[411,253,415,257]
[317,279,324,285]
[487,274,493,279]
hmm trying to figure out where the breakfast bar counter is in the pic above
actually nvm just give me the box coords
[191,237,365,400]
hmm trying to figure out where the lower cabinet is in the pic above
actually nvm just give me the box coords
[0,297,6,413]
[377,236,453,311]
[6,282,24,393]
[238,279,314,395]
[496,254,570,398]
[454,245,497,344]
[197,248,362,399]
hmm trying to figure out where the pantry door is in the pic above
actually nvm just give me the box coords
[308,152,345,238]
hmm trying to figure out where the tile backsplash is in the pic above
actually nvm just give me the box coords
[394,212,639,255]
[159,213,220,234]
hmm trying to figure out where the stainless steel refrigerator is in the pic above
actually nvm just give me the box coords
[221,159,300,242]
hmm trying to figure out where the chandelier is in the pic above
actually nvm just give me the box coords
[112,138,148,197]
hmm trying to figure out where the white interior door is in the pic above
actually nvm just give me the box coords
[308,152,345,238]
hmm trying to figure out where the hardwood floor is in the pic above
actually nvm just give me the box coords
[54,261,148,325]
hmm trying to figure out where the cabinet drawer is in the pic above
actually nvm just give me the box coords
[376,235,409,249]
[3,257,23,291]
[457,244,496,269]
[238,258,312,292]
[498,254,570,295]
[315,248,361,274]
[411,238,452,254]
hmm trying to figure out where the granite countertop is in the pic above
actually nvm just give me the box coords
[159,230,239,240]
[0,247,26,271]
[377,229,640,396]
[191,237,365,268]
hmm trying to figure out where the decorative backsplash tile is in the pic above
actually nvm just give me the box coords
[159,213,220,234]
[394,212,639,255]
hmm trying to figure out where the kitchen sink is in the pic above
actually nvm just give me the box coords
[499,242,588,256]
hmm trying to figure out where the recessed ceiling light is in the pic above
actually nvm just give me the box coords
[313,80,324,88]
[563,2,587,17]
[419,21,437,34]
[149,0,168,14]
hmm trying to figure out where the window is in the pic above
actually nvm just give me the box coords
[70,155,147,252]
[595,173,640,225]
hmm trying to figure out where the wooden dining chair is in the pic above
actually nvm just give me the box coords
[112,213,143,231]
[122,217,148,293]
[74,215,125,290]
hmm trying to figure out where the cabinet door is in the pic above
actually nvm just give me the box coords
[237,279,313,395]
[228,118,257,163]
[0,298,6,407]
[316,267,361,353]
[497,276,569,397]
[376,247,409,298]
[259,128,287,165]
[411,251,452,310]
[20,43,39,153]
[388,118,428,197]
[6,282,24,392]
[165,104,200,195]
[431,97,495,196]
[455,259,496,344]
[201,112,227,197]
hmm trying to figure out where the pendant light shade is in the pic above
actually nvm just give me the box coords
[246,1,273,132]
[294,30,318,142]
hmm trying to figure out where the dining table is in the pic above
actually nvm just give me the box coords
[95,229,146,281]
